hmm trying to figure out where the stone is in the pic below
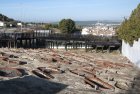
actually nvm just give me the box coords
[21,55,28,59]
[19,61,28,65]
[52,58,57,62]
[0,68,22,77]
[115,81,129,90]
[28,57,34,61]
[17,68,28,76]
[9,55,19,58]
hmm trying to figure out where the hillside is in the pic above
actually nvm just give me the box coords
[0,13,15,22]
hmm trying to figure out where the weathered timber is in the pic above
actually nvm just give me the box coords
[85,76,114,89]
[32,70,52,79]
[38,67,60,74]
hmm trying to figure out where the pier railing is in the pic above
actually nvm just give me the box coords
[0,32,121,52]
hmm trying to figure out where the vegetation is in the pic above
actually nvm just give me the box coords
[117,4,140,45]
[59,19,76,33]
[44,24,58,29]
[0,13,14,22]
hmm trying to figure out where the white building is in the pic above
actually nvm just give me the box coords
[81,23,116,36]
[81,28,90,35]
[17,23,22,26]
[34,30,52,34]
[0,21,4,27]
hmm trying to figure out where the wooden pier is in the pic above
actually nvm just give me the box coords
[0,32,121,52]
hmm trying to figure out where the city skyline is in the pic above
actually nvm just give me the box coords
[0,0,139,22]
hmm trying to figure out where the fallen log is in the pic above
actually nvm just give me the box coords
[38,67,60,74]
[84,78,96,87]
[85,76,114,89]
[37,67,55,79]
[69,69,85,76]
[32,70,52,79]
[69,69,80,75]
[82,69,96,77]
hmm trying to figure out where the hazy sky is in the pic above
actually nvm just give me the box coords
[0,0,139,22]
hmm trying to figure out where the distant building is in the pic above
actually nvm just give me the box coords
[9,24,13,27]
[17,23,22,26]
[34,30,52,34]
[81,23,116,36]
[81,28,90,35]
[0,21,4,27]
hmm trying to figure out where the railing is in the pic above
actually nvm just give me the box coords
[0,32,121,43]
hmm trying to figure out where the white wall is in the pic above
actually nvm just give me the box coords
[81,28,90,35]
[122,39,140,67]
[0,22,4,27]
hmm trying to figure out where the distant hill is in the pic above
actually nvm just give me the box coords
[75,20,121,26]
[51,20,121,26]
[0,13,15,22]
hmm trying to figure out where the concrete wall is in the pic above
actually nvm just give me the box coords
[122,39,140,67]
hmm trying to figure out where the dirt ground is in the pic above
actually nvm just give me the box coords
[0,48,139,94]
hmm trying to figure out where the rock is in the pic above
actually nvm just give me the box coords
[9,55,19,58]
[108,77,114,81]
[21,55,34,61]
[115,81,129,90]
[19,61,28,65]
[17,68,28,76]
[28,57,34,61]
[52,58,57,62]
[21,55,28,59]
[0,68,22,77]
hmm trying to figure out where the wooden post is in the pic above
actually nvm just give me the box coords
[7,41,9,48]
[25,39,27,48]
[56,41,58,49]
[14,40,17,48]
[29,39,31,48]
[65,42,67,51]
[36,39,38,48]
[85,42,88,52]
[95,46,97,53]
[102,46,104,53]
[53,41,55,49]
[76,42,78,49]
[108,46,110,53]
[20,39,22,48]
[73,41,75,49]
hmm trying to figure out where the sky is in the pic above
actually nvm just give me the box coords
[0,0,139,22]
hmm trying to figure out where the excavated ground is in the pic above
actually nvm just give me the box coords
[0,48,139,94]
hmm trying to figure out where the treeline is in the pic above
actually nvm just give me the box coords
[117,4,140,45]
[44,24,58,29]
[44,19,81,34]
[0,13,14,22]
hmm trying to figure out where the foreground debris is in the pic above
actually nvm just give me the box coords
[0,48,139,94]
